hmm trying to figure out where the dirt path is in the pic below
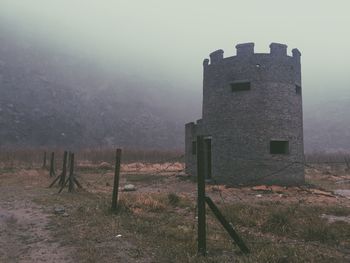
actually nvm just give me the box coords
[0,183,73,263]
[0,170,155,263]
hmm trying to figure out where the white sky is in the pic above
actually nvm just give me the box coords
[1,0,350,96]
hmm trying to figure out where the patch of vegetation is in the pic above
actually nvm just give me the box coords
[220,202,350,246]
[0,167,18,174]
[125,173,165,184]
[263,210,291,234]
[167,193,180,206]
[29,172,349,263]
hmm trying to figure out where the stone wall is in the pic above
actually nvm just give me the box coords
[185,42,305,186]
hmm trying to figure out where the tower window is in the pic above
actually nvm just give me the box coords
[192,141,197,155]
[270,141,289,154]
[230,82,251,92]
[296,85,301,95]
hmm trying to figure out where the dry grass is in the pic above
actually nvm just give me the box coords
[305,151,350,163]
[1,151,350,262]
[45,196,349,262]
[31,181,350,262]
[0,148,184,171]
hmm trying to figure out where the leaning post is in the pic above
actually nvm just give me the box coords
[111,148,122,211]
[197,136,206,256]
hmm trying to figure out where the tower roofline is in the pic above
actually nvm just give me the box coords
[206,42,300,65]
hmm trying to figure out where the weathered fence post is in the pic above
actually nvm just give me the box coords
[196,136,249,255]
[205,196,250,254]
[197,136,206,256]
[59,151,68,187]
[58,152,81,193]
[68,153,75,192]
[49,152,55,177]
[49,151,68,188]
[42,152,47,168]
[111,148,122,211]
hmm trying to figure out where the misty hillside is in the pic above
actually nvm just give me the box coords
[304,96,350,152]
[0,30,195,150]
[1,29,349,152]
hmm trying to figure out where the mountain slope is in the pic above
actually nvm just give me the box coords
[0,30,187,149]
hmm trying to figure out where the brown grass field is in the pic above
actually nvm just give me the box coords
[0,150,350,262]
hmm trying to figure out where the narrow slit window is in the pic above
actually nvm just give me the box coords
[230,82,251,92]
[192,141,197,155]
[296,85,301,95]
[270,141,289,154]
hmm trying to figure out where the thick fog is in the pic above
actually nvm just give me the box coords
[1,0,350,151]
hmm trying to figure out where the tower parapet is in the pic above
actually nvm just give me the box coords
[206,43,301,66]
[269,42,287,56]
[203,58,209,67]
[209,49,224,64]
[292,48,301,63]
[236,42,254,56]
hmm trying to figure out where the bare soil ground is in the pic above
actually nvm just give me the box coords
[0,163,349,262]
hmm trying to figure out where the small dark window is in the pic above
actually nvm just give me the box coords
[231,82,251,92]
[270,141,289,154]
[192,141,197,155]
[296,85,301,95]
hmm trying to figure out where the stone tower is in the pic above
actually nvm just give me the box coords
[185,42,304,186]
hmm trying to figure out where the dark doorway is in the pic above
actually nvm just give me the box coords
[204,138,212,179]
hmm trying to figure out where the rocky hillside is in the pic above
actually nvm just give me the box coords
[1,29,349,152]
[0,31,188,149]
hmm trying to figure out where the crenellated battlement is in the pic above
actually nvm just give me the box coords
[209,49,224,65]
[204,42,301,66]
[236,42,255,56]
[270,43,287,56]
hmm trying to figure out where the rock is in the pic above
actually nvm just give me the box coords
[334,189,350,199]
[99,162,112,169]
[62,213,69,217]
[177,225,191,233]
[54,207,65,215]
[270,185,286,193]
[310,189,335,198]
[321,214,350,224]
[123,184,136,192]
[251,185,271,192]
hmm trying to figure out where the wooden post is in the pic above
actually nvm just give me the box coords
[197,136,206,256]
[111,149,122,211]
[58,152,82,193]
[42,152,47,168]
[49,152,55,177]
[59,151,68,187]
[68,153,75,192]
[67,151,71,170]
[205,196,250,254]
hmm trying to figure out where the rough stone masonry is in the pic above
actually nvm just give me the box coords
[185,42,304,186]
